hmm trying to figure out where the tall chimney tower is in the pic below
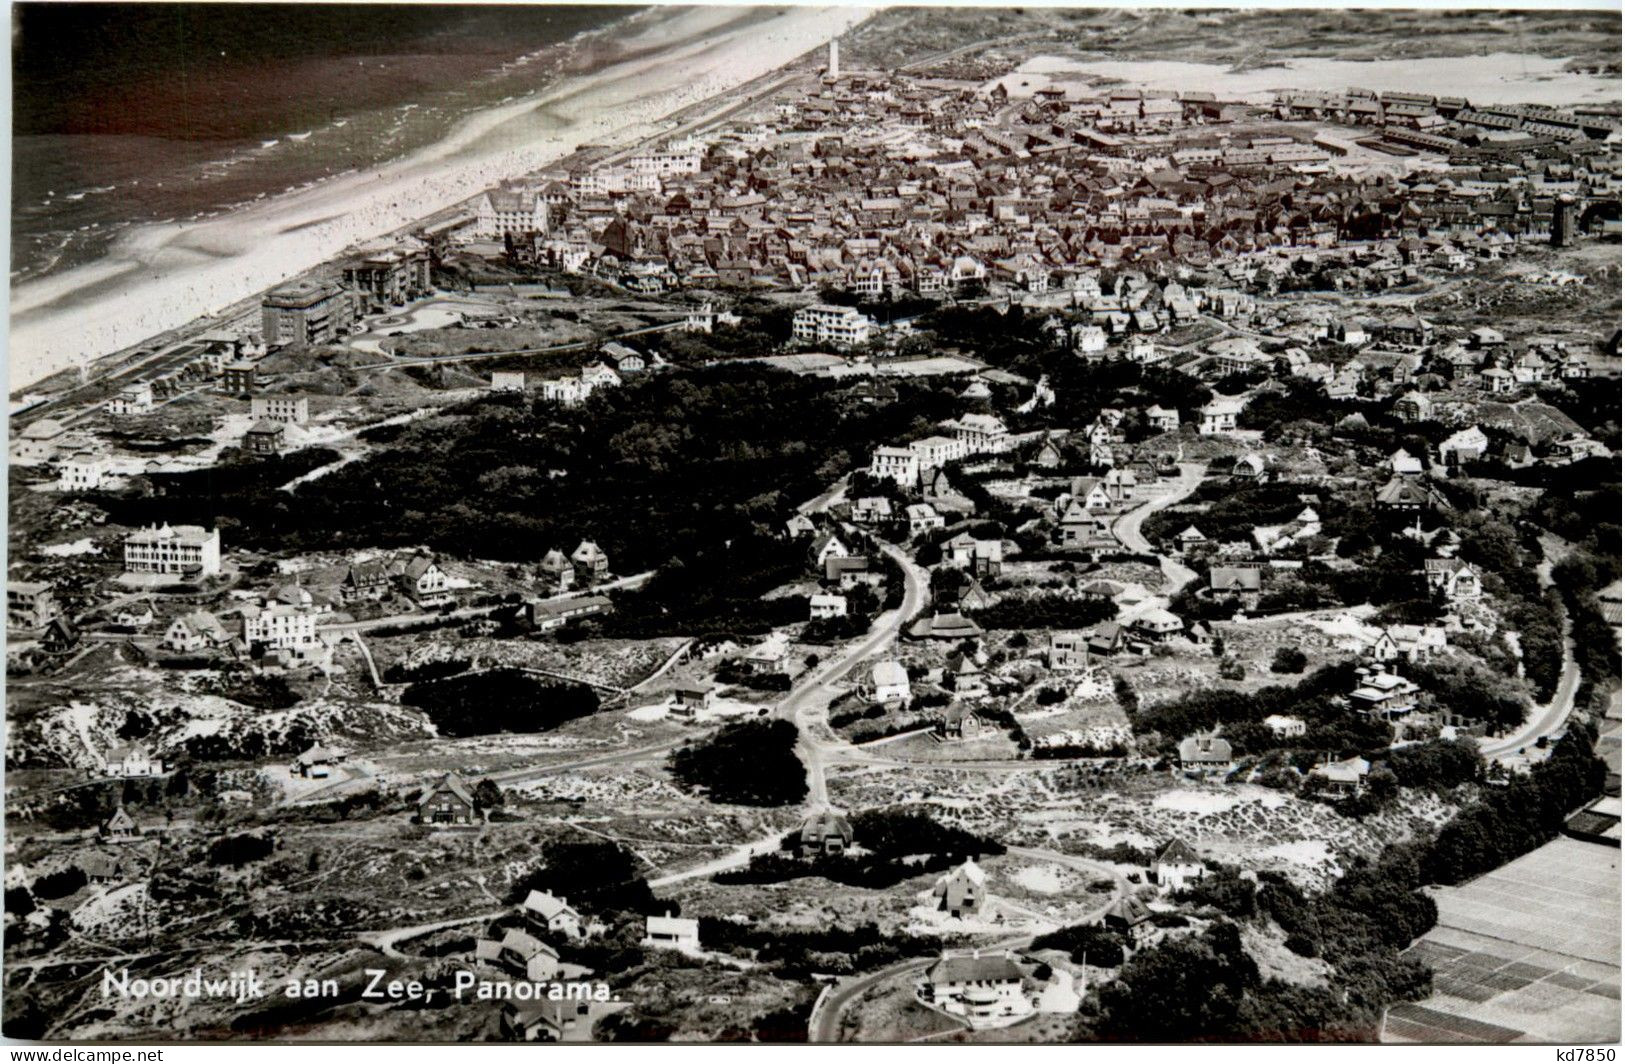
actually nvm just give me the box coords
[828,38,840,81]
[1551,194,1578,248]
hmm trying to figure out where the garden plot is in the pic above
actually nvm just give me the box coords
[1390,836,1620,1044]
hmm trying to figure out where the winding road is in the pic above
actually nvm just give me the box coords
[788,538,931,808]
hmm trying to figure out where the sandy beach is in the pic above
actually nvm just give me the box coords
[8,5,873,391]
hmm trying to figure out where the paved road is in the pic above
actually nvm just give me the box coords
[789,538,931,807]
[1110,462,1205,558]
[487,737,689,786]
[1480,532,1582,760]
[359,911,504,959]
[809,847,1131,1042]
[1482,620,1580,759]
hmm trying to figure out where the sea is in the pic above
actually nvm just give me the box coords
[10,3,639,285]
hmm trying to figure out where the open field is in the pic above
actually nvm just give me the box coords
[1385,836,1620,1044]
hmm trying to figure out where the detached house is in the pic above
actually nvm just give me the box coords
[1375,477,1450,513]
[921,952,1031,1024]
[1310,756,1372,797]
[341,559,392,603]
[418,773,477,825]
[810,532,852,568]
[160,611,232,654]
[1424,558,1484,601]
[522,890,591,940]
[642,913,700,952]
[1349,666,1420,719]
[1145,405,1180,432]
[809,593,848,620]
[392,554,453,606]
[1133,608,1184,644]
[931,859,988,919]
[871,660,911,705]
[105,743,161,778]
[1198,397,1245,435]
[1153,838,1205,893]
[1104,895,1156,947]
[798,810,855,857]
[1437,426,1489,467]
[1178,732,1233,778]
[571,541,611,585]
[1208,567,1263,610]
[538,549,576,593]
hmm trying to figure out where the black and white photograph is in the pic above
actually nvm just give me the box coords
[4,1,1622,1047]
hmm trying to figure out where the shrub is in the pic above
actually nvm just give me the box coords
[1270,647,1308,674]
[208,832,275,867]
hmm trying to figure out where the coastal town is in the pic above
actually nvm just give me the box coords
[4,6,1622,1047]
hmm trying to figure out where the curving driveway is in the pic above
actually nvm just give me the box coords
[808,847,1132,1042]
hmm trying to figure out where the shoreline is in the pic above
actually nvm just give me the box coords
[7,10,631,290]
[8,5,873,392]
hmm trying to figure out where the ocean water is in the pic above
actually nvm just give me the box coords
[10,3,638,283]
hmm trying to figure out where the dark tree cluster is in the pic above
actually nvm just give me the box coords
[399,669,600,737]
[669,719,808,806]
[507,838,661,917]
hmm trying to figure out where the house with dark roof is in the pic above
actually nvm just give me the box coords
[1103,895,1155,946]
[102,807,138,841]
[908,611,984,641]
[1208,566,1263,610]
[418,773,477,825]
[798,810,855,857]
[79,851,130,885]
[1153,838,1204,893]
[1375,476,1450,513]
[341,559,392,602]
[921,950,1032,1024]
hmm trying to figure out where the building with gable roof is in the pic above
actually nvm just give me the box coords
[931,859,988,918]
[418,773,477,825]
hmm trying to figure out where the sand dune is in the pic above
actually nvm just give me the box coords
[8,5,873,390]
